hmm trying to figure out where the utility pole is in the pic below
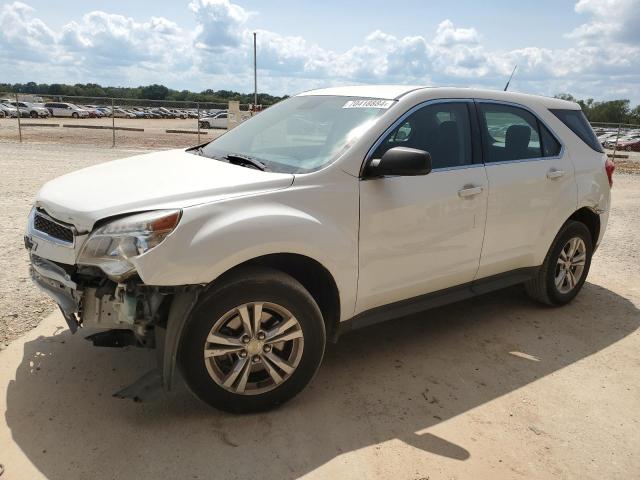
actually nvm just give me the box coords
[253,32,258,108]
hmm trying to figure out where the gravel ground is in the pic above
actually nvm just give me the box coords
[0,142,153,345]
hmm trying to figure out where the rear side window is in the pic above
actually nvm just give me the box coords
[550,109,603,153]
[478,104,541,162]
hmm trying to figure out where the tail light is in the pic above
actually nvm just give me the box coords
[605,157,615,187]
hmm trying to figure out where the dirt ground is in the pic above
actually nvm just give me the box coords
[0,117,225,149]
[0,141,638,479]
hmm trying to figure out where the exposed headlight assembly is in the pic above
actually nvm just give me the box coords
[78,210,181,279]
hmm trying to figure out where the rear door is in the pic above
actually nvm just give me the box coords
[475,101,576,279]
[357,100,488,313]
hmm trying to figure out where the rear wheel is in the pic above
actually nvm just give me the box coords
[525,220,593,306]
[72,112,79,119]
[179,267,326,413]
[30,111,38,118]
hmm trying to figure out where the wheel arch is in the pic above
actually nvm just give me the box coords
[568,207,600,244]
[211,253,341,341]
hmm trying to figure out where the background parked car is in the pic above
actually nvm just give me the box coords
[0,103,19,118]
[44,102,90,118]
[8,101,50,118]
[619,137,640,151]
[80,105,105,118]
[112,107,136,119]
[199,111,228,129]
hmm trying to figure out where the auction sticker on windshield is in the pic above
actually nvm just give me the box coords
[342,99,394,109]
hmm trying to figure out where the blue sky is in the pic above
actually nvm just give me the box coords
[1,0,639,102]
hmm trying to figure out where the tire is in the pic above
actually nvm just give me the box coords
[0,111,5,118]
[626,146,632,152]
[30,111,38,118]
[525,220,593,306]
[179,267,326,413]
[72,112,79,118]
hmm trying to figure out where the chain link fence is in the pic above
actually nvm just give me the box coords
[0,92,257,149]
[591,121,640,158]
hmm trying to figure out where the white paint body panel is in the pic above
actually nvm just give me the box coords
[357,165,488,313]
[29,86,611,324]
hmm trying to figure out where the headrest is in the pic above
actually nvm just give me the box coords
[506,125,531,150]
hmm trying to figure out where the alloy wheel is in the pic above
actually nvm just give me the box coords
[203,302,304,395]
[555,237,587,294]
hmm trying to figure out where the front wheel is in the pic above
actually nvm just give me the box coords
[525,220,593,306]
[179,267,326,413]
[71,112,79,118]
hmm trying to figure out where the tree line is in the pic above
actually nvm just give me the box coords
[0,82,287,106]
[555,94,640,125]
[1,83,639,124]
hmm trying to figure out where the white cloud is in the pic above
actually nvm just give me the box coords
[0,0,639,103]
[433,20,479,46]
[190,0,250,50]
[569,0,640,44]
[0,2,58,61]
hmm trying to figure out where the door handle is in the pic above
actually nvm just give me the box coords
[546,169,566,179]
[458,185,484,198]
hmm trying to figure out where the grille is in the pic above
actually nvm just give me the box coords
[34,213,74,243]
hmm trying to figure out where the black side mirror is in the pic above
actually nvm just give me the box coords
[366,147,432,177]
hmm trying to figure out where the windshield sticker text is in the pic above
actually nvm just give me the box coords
[342,100,394,109]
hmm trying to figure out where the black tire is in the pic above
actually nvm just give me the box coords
[30,111,38,118]
[525,220,593,306]
[179,267,326,413]
[72,112,79,118]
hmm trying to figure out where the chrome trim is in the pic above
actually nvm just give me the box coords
[28,208,76,248]
[474,98,566,164]
[360,98,475,177]
[432,163,485,173]
[31,254,77,290]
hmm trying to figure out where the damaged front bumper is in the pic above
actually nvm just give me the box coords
[28,253,201,401]
[30,254,82,332]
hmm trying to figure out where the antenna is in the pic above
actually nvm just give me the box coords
[504,65,518,91]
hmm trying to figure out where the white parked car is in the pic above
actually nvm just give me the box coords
[0,103,19,118]
[199,111,228,129]
[8,101,50,118]
[44,102,90,118]
[26,86,613,412]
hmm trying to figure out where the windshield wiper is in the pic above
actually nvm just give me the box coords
[223,153,267,171]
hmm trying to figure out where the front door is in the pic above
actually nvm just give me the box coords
[356,101,488,314]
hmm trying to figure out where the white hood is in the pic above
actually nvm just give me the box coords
[35,149,294,232]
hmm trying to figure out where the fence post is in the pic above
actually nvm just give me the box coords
[15,92,22,143]
[111,97,115,148]
[197,102,201,144]
[611,122,621,160]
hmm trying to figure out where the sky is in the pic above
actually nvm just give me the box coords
[1,0,639,103]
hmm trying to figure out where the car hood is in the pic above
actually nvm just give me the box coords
[35,149,294,232]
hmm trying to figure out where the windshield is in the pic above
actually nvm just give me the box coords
[200,96,392,173]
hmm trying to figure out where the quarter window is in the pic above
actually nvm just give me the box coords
[372,102,473,169]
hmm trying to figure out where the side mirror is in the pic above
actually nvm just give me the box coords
[366,147,432,177]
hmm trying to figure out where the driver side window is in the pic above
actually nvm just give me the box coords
[372,102,472,169]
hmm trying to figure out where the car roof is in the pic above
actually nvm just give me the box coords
[297,85,580,109]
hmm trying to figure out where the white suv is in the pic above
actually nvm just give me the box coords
[44,102,90,118]
[26,86,613,412]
